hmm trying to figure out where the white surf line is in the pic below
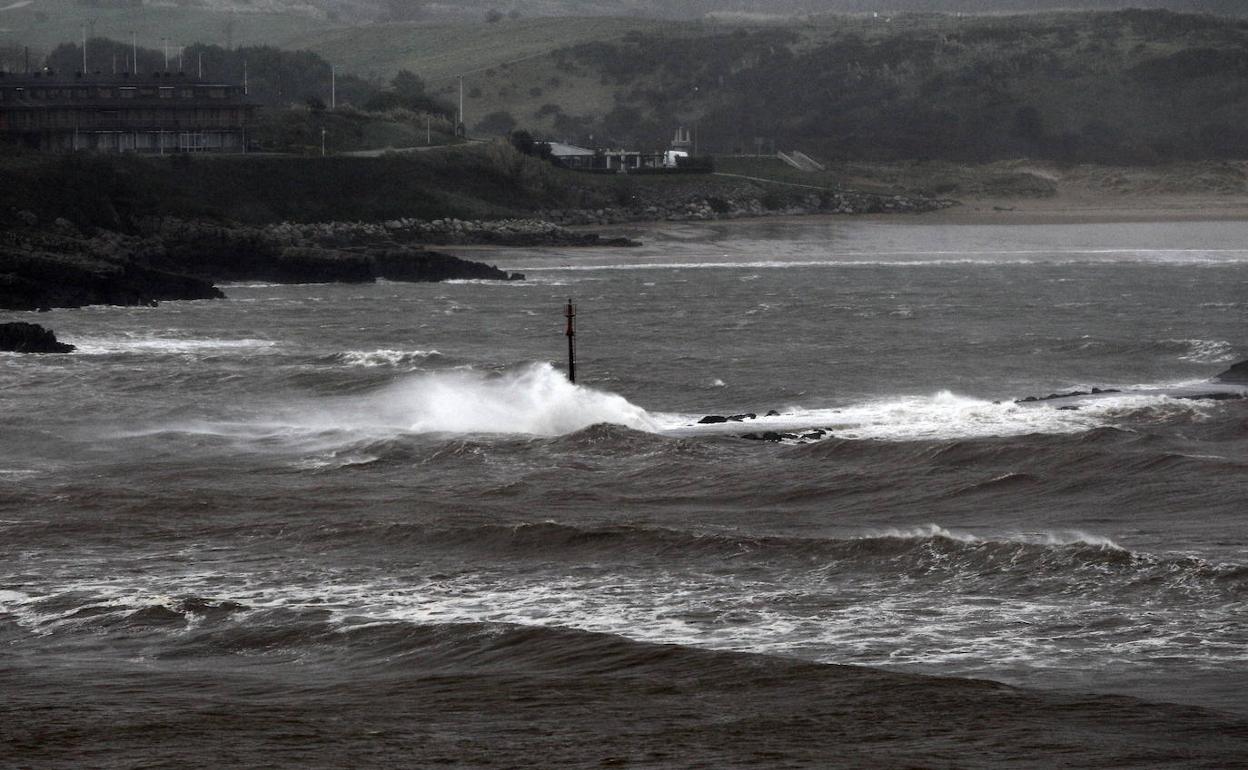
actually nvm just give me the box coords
[522,250,1248,271]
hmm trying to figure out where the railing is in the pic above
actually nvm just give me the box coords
[776,150,825,172]
[791,150,826,172]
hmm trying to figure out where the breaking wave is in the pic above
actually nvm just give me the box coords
[378,363,657,435]
[298,520,1245,593]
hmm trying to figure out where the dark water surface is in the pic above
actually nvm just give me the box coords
[3,217,1247,767]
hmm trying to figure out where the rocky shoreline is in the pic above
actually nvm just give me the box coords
[0,213,530,311]
[539,186,954,226]
[1,178,952,311]
[256,217,638,248]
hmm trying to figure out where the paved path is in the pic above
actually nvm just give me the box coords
[341,140,484,157]
[712,172,838,191]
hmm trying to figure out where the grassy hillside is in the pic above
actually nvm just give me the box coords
[0,0,334,62]
[8,6,1248,164]
[285,16,672,86]
[400,9,1248,163]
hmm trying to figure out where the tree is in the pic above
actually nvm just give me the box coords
[510,129,537,155]
[1011,106,1045,144]
[392,69,425,100]
[475,110,517,135]
[485,9,502,23]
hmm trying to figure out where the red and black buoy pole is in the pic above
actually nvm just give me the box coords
[564,298,576,384]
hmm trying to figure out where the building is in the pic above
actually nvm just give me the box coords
[0,71,256,153]
[546,126,708,173]
[546,141,597,169]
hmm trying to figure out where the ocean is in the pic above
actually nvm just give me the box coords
[2,217,1247,767]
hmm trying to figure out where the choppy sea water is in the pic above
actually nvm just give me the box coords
[2,218,1247,767]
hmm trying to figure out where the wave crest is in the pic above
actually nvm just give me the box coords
[381,363,657,435]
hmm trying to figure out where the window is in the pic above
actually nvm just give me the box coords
[179,88,192,98]
[97,88,113,98]
[158,87,174,99]
[120,87,136,99]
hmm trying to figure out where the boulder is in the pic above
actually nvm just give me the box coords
[0,322,75,353]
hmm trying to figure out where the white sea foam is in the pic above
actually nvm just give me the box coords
[72,335,278,355]
[0,589,31,606]
[654,390,1214,442]
[12,520,1237,703]
[338,349,441,368]
[160,381,1211,447]
[859,524,1123,551]
[1173,338,1236,364]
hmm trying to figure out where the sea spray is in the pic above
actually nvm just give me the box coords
[382,362,657,436]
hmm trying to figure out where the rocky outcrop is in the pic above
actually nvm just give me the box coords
[1214,359,1248,384]
[0,245,224,311]
[1014,387,1121,404]
[0,217,524,310]
[742,429,829,442]
[692,411,833,443]
[0,322,75,353]
[372,249,520,282]
[1011,374,1247,408]
[138,219,526,283]
[275,247,375,284]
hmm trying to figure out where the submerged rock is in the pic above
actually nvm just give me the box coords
[0,322,75,353]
